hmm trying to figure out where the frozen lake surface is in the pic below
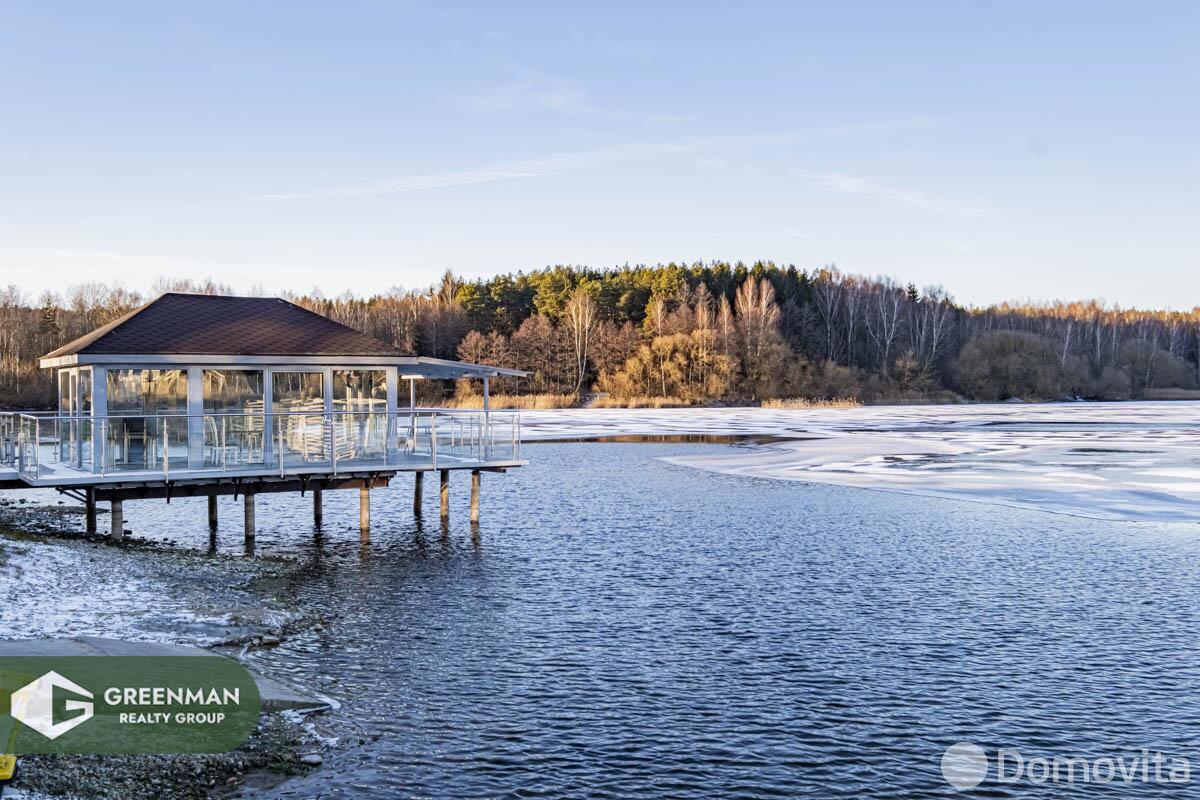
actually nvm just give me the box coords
[522,402,1200,521]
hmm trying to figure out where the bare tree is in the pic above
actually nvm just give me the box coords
[864,279,905,375]
[734,277,785,399]
[812,267,844,362]
[563,286,599,394]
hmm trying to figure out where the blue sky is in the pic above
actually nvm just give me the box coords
[1,1,1197,308]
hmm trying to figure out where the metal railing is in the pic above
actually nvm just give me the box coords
[1,408,521,480]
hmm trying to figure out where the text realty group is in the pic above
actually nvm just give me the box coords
[108,685,243,725]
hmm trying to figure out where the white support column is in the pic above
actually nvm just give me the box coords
[322,367,334,414]
[385,366,399,462]
[91,366,107,472]
[482,376,491,458]
[322,367,334,471]
[262,369,274,466]
[386,367,399,414]
[187,367,204,468]
[408,377,417,450]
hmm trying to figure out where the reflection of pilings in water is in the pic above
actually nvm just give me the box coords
[412,514,428,552]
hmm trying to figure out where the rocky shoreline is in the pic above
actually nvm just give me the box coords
[14,715,313,799]
[0,497,331,799]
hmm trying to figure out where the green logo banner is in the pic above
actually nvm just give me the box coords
[0,656,260,754]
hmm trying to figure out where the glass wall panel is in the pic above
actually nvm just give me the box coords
[53,369,93,467]
[332,370,387,463]
[78,368,92,413]
[106,369,187,415]
[103,369,188,471]
[272,371,326,466]
[203,370,265,467]
[272,371,324,412]
[332,370,386,413]
[58,370,72,415]
[57,370,77,465]
[203,370,264,413]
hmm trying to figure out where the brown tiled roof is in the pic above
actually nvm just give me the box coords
[42,293,407,359]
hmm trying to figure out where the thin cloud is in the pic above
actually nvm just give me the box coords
[263,165,552,200]
[0,247,291,277]
[261,135,794,201]
[457,69,596,115]
[262,120,965,202]
[809,172,983,216]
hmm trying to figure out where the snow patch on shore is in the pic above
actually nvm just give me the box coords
[521,402,1200,522]
[0,526,289,643]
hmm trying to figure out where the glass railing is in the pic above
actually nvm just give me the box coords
[431,409,522,463]
[0,412,17,468]
[5,409,521,479]
[18,414,41,480]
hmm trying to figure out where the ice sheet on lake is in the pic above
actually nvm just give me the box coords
[520,402,1200,522]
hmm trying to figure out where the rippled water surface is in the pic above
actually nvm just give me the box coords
[212,442,1200,798]
[17,441,1200,797]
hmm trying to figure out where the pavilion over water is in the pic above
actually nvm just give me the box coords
[0,293,527,541]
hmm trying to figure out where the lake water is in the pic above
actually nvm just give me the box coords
[6,439,1200,797]
[226,441,1200,797]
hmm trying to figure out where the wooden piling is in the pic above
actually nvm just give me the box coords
[439,469,450,519]
[313,489,323,527]
[359,486,370,534]
[85,488,97,534]
[207,494,218,531]
[243,493,256,543]
[413,472,424,515]
[110,499,123,543]
[470,470,480,523]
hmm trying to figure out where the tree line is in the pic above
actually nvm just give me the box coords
[2,264,1199,408]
